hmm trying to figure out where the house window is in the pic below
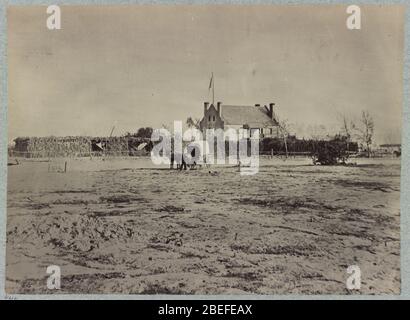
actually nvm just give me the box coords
[208,116,211,122]
[213,116,215,121]
[250,128,260,137]
[270,128,273,134]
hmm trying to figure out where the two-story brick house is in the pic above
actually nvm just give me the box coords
[199,101,280,138]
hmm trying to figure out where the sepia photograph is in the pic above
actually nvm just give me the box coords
[5,4,404,295]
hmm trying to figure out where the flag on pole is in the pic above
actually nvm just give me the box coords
[208,72,213,91]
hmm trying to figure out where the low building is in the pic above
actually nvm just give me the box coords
[378,144,401,156]
[199,101,280,138]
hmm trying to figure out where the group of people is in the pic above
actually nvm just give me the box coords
[169,149,198,171]
[169,147,215,171]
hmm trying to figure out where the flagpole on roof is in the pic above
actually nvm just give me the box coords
[209,72,215,105]
[212,72,215,105]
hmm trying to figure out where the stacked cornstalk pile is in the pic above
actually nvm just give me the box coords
[103,137,129,156]
[22,136,92,158]
[13,136,134,158]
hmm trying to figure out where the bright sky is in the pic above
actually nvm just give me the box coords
[8,5,405,144]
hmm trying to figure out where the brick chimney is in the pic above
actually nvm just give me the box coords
[204,102,209,115]
[217,101,222,116]
[269,103,275,120]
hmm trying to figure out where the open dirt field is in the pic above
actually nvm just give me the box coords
[6,157,400,294]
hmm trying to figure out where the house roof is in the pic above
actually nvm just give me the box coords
[220,105,278,127]
[379,144,401,148]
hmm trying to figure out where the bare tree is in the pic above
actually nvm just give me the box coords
[337,113,355,150]
[186,117,201,129]
[277,117,291,158]
[161,122,172,131]
[339,115,352,141]
[135,127,153,138]
[307,124,329,140]
[352,110,374,157]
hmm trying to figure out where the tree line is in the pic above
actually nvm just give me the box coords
[128,110,374,160]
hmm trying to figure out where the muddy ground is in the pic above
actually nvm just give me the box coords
[6,157,400,294]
